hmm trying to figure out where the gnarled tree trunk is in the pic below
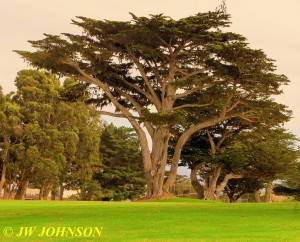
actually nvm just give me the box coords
[215,173,244,197]
[190,162,205,199]
[40,184,51,200]
[144,126,170,198]
[204,166,244,200]
[14,179,29,200]
[205,167,221,200]
[163,116,227,194]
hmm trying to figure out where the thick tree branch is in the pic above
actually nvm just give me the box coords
[113,74,157,107]
[190,161,206,199]
[215,173,244,195]
[234,191,247,201]
[144,59,163,86]
[163,108,257,192]
[172,102,212,111]
[216,133,230,150]
[115,88,155,137]
[175,68,209,82]
[174,86,203,100]
[221,93,234,117]
[125,47,162,109]
[206,130,216,155]
[215,127,241,150]
[98,111,126,118]
[66,60,154,175]
[163,115,227,192]
[227,99,241,113]
[234,110,257,123]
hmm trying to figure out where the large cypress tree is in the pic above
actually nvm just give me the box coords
[15,9,290,198]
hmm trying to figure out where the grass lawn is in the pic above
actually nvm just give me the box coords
[0,198,299,241]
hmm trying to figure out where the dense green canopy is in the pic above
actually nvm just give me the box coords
[15,9,292,198]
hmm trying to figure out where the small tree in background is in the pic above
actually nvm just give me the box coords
[224,178,264,203]
[177,127,299,201]
[236,128,300,202]
[274,160,300,201]
[95,124,145,201]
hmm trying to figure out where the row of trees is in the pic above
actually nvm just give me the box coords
[177,126,300,202]
[15,7,296,199]
[0,69,299,202]
[0,70,145,200]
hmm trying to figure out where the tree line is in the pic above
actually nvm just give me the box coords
[1,70,299,201]
[4,6,300,200]
[0,70,145,200]
[174,126,300,202]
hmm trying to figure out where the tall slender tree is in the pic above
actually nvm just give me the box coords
[11,70,69,199]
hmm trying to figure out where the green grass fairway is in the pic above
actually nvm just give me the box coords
[0,198,299,241]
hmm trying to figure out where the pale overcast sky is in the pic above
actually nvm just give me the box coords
[1,0,300,137]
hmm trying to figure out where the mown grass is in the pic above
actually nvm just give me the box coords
[0,198,299,241]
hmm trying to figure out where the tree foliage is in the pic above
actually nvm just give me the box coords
[0,86,22,194]
[1,70,102,200]
[179,126,299,201]
[15,9,291,198]
[95,124,145,201]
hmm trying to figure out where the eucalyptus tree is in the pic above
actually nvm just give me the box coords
[63,101,102,200]
[16,9,290,198]
[11,70,67,199]
[0,86,22,193]
[10,70,101,200]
